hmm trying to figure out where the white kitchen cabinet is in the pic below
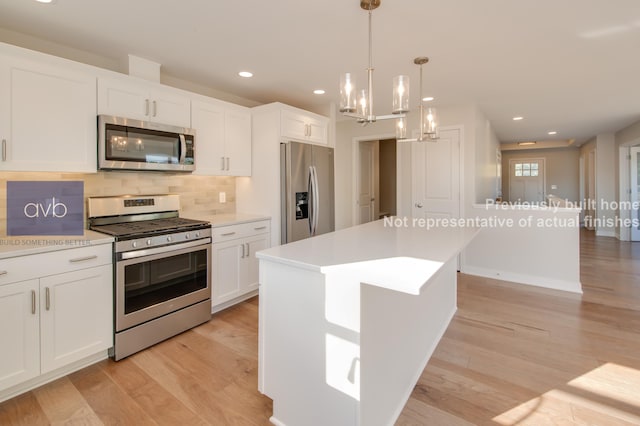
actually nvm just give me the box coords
[192,98,251,176]
[211,220,270,311]
[281,108,329,145]
[0,244,113,398]
[0,54,97,172]
[0,280,40,391]
[98,77,191,128]
[39,265,112,373]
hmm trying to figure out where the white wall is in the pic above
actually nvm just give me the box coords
[596,134,616,237]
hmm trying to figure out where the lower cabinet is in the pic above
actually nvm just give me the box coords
[0,244,113,397]
[212,220,270,311]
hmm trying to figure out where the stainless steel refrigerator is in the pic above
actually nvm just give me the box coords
[280,141,335,244]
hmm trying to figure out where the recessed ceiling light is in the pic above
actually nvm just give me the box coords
[313,89,325,95]
[238,71,253,78]
[513,116,524,121]
[548,131,557,135]
[35,0,54,3]
[422,96,434,102]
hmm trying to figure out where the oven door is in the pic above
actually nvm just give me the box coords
[115,240,210,332]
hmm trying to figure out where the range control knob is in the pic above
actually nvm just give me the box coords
[195,232,200,238]
[167,236,172,242]
[185,233,190,240]
[146,239,152,246]
[132,241,138,248]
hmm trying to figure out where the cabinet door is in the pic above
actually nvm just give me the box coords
[97,77,149,121]
[0,280,40,391]
[281,110,309,141]
[307,116,329,145]
[2,58,97,172]
[192,99,226,175]
[242,233,270,293]
[225,107,252,176]
[212,239,243,306]
[98,78,191,128]
[149,86,191,128]
[39,265,113,373]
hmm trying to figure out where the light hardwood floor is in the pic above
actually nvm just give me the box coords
[1,229,639,425]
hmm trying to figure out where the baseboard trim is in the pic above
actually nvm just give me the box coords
[211,290,259,314]
[463,266,583,294]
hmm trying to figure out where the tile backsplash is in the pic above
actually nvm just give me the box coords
[0,171,235,235]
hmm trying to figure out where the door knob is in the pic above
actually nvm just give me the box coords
[415,202,423,208]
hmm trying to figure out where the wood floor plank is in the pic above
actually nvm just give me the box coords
[99,357,207,426]
[0,392,49,426]
[68,363,158,425]
[32,376,102,425]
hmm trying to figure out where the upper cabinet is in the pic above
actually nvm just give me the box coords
[0,53,97,173]
[192,98,251,176]
[281,108,329,145]
[97,77,191,128]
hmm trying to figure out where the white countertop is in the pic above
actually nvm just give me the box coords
[0,230,114,260]
[257,219,480,295]
[190,212,271,228]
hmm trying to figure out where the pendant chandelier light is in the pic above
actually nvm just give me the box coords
[339,0,439,141]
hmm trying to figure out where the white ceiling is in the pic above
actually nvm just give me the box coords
[1,0,639,145]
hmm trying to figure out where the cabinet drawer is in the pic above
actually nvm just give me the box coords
[212,220,271,243]
[0,244,113,286]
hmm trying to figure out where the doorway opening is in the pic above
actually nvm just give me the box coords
[355,138,397,224]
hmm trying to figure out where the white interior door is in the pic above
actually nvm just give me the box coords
[357,141,377,224]
[508,158,545,203]
[411,128,460,219]
[631,146,640,241]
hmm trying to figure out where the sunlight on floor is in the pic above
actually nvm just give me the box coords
[492,363,640,425]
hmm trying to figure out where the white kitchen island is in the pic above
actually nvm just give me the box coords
[257,219,480,426]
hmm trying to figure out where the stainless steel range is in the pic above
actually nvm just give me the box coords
[87,194,212,361]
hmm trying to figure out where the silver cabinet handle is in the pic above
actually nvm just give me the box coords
[221,232,236,237]
[241,242,245,258]
[69,255,98,263]
[45,287,51,311]
[1,139,6,161]
[245,243,250,257]
[415,202,424,208]
[31,290,36,315]
[145,99,150,116]
[152,100,157,117]
[254,226,267,231]
[226,157,230,171]
[221,156,226,170]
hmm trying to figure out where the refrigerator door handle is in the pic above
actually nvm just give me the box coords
[308,166,314,235]
[312,166,320,235]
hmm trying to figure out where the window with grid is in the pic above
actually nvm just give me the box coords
[514,161,539,177]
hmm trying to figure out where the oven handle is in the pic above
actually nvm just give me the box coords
[119,238,211,260]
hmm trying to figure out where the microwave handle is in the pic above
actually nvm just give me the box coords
[179,134,186,164]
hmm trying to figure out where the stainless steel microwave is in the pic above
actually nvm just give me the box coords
[98,115,195,172]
